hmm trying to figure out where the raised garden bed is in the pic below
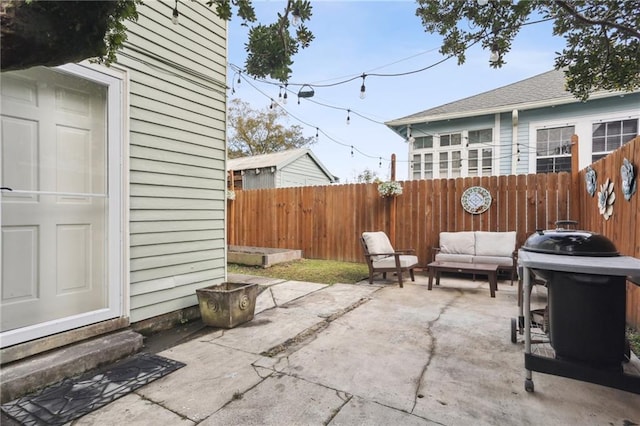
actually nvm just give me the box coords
[227,245,302,268]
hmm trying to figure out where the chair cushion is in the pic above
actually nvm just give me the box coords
[475,231,516,257]
[439,231,475,255]
[372,255,418,269]
[473,255,514,267]
[362,231,395,261]
[435,253,474,263]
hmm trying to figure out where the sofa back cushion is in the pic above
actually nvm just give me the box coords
[475,231,516,258]
[362,231,395,261]
[439,231,475,255]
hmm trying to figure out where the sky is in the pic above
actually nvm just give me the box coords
[226,1,567,183]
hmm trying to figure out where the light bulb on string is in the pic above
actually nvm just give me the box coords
[315,128,319,141]
[171,0,179,25]
[359,74,367,99]
[379,157,382,168]
[346,109,351,125]
[291,7,301,26]
[283,83,288,104]
[237,72,241,85]
[269,99,276,109]
[351,145,354,157]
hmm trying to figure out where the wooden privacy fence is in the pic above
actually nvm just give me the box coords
[576,136,639,327]
[228,172,572,266]
[228,136,640,326]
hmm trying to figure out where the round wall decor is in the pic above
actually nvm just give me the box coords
[461,186,492,214]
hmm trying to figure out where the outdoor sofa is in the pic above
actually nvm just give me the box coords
[433,231,517,285]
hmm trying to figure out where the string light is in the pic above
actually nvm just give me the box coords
[315,128,319,140]
[359,74,367,99]
[351,145,354,157]
[283,83,288,104]
[291,7,301,27]
[171,0,179,25]
[346,109,351,125]
[379,157,382,168]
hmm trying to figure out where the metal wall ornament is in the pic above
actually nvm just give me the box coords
[620,158,637,201]
[461,186,492,214]
[597,178,615,220]
[585,166,597,197]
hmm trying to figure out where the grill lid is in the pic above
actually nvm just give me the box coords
[522,221,619,257]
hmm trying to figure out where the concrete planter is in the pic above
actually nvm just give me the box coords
[196,283,258,328]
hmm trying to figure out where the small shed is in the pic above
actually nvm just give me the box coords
[228,148,337,190]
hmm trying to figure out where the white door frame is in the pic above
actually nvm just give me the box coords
[0,63,128,348]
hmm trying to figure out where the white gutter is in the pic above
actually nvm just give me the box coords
[384,91,634,127]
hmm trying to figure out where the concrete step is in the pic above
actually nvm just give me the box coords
[0,330,143,403]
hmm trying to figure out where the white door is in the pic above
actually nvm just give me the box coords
[1,66,121,344]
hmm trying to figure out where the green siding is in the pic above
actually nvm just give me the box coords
[279,155,333,187]
[119,1,227,322]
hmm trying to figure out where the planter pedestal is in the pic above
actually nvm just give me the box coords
[196,282,258,328]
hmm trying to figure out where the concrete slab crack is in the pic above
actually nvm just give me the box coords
[260,297,372,358]
[411,291,464,413]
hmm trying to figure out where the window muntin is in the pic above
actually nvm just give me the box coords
[440,133,461,147]
[413,136,433,150]
[536,125,574,173]
[468,129,492,144]
[412,154,421,179]
[592,118,638,162]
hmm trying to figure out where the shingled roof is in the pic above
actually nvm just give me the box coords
[385,69,596,126]
[228,148,337,182]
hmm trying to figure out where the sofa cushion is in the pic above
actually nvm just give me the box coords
[439,231,475,255]
[473,255,514,267]
[475,231,516,258]
[435,253,474,263]
[362,231,395,261]
[372,255,418,269]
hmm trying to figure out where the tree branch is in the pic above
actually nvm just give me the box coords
[554,0,640,39]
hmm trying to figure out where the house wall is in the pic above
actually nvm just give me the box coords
[116,1,227,322]
[279,155,334,187]
[406,93,639,179]
[520,94,639,173]
[243,168,276,190]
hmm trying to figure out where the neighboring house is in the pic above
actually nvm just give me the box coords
[385,69,640,180]
[228,148,337,190]
[1,2,227,354]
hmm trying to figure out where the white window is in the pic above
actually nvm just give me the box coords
[468,129,493,176]
[413,136,433,150]
[412,154,421,179]
[592,118,638,162]
[438,150,461,178]
[411,153,434,179]
[536,126,574,173]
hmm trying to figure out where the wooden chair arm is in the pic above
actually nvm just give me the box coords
[432,247,441,262]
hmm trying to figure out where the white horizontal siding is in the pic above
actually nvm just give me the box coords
[119,1,227,322]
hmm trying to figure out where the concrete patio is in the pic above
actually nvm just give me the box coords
[20,273,640,424]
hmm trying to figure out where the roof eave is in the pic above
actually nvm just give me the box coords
[384,91,628,128]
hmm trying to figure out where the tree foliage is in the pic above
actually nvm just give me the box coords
[0,0,140,71]
[354,168,379,184]
[227,98,316,159]
[0,0,312,82]
[416,0,640,100]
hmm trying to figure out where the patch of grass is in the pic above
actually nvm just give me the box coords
[627,327,640,356]
[227,259,369,285]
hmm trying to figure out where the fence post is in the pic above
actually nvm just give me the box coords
[390,154,397,245]
[570,134,580,223]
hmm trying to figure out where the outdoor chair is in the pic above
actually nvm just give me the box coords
[360,231,419,288]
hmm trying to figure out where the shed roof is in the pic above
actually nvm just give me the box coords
[228,148,337,182]
[385,69,630,126]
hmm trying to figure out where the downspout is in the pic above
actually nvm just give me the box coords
[511,109,519,175]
